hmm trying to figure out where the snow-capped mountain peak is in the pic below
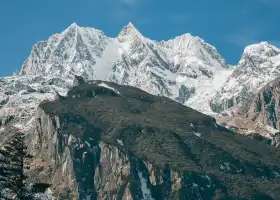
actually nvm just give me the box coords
[66,22,79,31]
[163,33,202,55]
[20,23,109,80]
[117,22,144,43]
[15,22,236,115]
[161,33,230,71]
[211,41,280,113]
[4,22,280,143]
[0,21,232,126]
[243,42,280,57]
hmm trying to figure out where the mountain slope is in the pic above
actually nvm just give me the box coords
[32,80,280,199]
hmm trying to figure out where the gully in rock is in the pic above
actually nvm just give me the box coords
[71,137,101,200]
[266,99,277,129]
[57,128,63,154]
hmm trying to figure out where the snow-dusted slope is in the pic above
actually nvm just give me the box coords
[19,22,232,114]
[0,75,61,135]
[211,42,280,112]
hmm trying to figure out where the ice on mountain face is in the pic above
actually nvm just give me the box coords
[153,32,232,114]
[93,39,120,80]
[213,69,234,91]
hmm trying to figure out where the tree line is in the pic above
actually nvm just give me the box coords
[0,131,50,199]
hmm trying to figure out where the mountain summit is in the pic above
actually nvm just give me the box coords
[16,23,280,116]
[19,22,233,114]
[118,22,144,41]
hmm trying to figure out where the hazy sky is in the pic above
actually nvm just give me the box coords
[0,0,279,76]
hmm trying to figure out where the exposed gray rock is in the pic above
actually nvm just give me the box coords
[73,76,85,87]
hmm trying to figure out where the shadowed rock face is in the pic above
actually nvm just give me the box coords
[72,138,100,200]
[73,75,85,87]
[30,81,280,199]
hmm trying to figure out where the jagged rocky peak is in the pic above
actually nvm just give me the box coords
[161,33,230,70]
[62,22,105,38]
[67,22,79,29]
[60,22,79,37]
[20,22,108,79]
[117,22,144,42]
[162,33,202,56]
[163,33,203,50]
[236,42,280,74]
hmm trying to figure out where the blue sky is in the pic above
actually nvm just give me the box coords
[0,0,279,76]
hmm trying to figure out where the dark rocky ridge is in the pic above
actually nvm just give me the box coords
[29,81,280,199]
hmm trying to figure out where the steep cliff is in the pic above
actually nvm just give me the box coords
[216,77,280,147]
[26,81,280,199]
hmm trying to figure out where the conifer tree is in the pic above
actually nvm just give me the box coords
[0,132,33,199]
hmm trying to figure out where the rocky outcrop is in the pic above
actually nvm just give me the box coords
[25,81,280,199]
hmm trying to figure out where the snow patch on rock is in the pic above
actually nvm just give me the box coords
[138,171,155,200]
[117,139,123,146]
[193,131,201,137]
[98,83,120,94]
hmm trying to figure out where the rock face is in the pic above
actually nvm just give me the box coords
[25,81,280,199]
[217,77,280,147]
